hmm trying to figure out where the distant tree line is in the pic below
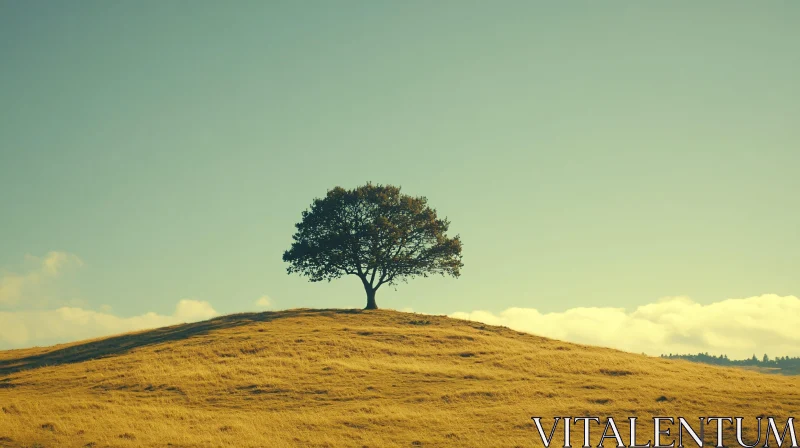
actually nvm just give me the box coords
[661,352,800,375]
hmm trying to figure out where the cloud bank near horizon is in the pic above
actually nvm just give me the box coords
[0,299,219,348]
[0,252,221,348]
[450,294,800,359]
[0,251,83,306]
[3,253,798,358]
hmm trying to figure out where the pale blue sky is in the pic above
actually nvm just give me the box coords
[1,2,798,331]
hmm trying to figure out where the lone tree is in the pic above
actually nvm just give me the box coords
[283,183,463,309]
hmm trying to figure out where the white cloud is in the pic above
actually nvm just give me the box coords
[38,251,83,276]
[174,299,218,321]
[255,295,272,309]
[0,274,26,306]
[0,251,82,306]
[0,299,218,349]
[450,294,800,359]
[0,253,220,349]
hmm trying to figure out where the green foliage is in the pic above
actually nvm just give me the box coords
[661,352,800,375]
[282,183,463,308]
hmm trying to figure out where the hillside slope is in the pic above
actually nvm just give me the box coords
[0,309,798,447]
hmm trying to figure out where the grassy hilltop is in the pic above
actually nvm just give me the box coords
[0,309,798,448]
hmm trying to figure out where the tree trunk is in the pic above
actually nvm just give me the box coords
[364,287,378,310]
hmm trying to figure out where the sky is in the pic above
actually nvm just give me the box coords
[1,2,798,356]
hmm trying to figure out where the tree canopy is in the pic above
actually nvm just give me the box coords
[282,183,463,309]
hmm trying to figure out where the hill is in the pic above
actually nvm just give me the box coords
[0,309,798,447]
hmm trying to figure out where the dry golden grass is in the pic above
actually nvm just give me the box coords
[0,309,798,447]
